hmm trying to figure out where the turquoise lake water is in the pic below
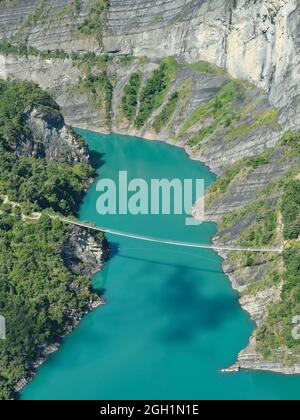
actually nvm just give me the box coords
[21,130,300,400]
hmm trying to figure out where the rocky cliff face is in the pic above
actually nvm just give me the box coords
[105,0,300,127]
[1,0,299,125]
[18,101,90,163]
[62,226,106,277]
[0,0,99,52]
[0,53,282,173]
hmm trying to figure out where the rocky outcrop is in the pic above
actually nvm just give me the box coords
[0,53,106,132]
[208,140,300,374]
[62,225,106,276]
[206,147,299,221]
[214,242,300,374]
[227,337,300,375]
[18,101,90,163]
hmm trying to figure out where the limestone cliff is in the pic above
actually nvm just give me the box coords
[62,226,107,277]
[18,100,90,163]
[0,0,299,128]
[106,0,300,131]
[0,54,282,172]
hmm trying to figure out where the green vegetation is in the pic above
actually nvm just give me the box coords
[72,0,82,14]
[71,53,114,128]
[179,80,245,143]
[121,72,141,122]
[15,0,50,33]
[245,154,271,168]
[118,55,134,67]
[240,201,277,247]
[247,268,281,296]
[281,179,300,240]
[220,198,278,260]
[225,108,280,140]
[205,128,300,213]
[0,215,101,399]
[187,61,226,75]
[0,0,13,5]
[27,0,82,36]
[238,152,300,246]
[0,79,102,399]
[139,56,149,66]
[77,0,109,46]
[205,151,272,208]
[74,72,113,127]
[0,80,93,215]
[0,40,112,63]
[0,40,70,60]
[7,0,83,43]
[0,145,92,216]
[256,243,300,361]
[280,130,300,157]
[176,80,279,148]
[72,51,112,65]
[135,57,179,129]
[205,163,246,208]
[152,92,179,133]
[121,58,180,127]
[0,79,59,144]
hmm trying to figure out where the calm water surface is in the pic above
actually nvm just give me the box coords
[21,131,300,400]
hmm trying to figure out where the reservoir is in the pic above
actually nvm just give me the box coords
[21,131,300,400]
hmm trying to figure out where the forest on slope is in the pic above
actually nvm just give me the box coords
[0,79,103,399]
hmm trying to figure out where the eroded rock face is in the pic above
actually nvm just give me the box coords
[111,0,280,131]
[0,52,283,173]
[23,103,89,163]
[226,0,300,129]
[233,336,300,375]
[206,147,299,221]
[0,0,100,53]
[105,0,300,122]
[105,0,223,61]
[10,100,90,164]
[0,0,299,120]
[62,226,106,277]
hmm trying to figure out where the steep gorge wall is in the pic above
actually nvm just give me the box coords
[106,0,300,128]
[0,0,99,52]
[0,52,283,175]
[0,0,299,127]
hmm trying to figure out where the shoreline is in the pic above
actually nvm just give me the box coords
[96,126,300,376]
[14,210,108,398]
[15,295,107,397]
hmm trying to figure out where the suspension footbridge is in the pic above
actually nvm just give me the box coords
[59,218,283,254]
[0,196,283,254]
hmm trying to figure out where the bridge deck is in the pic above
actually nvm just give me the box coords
[0,195,283,254]
[59,218,283,254]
